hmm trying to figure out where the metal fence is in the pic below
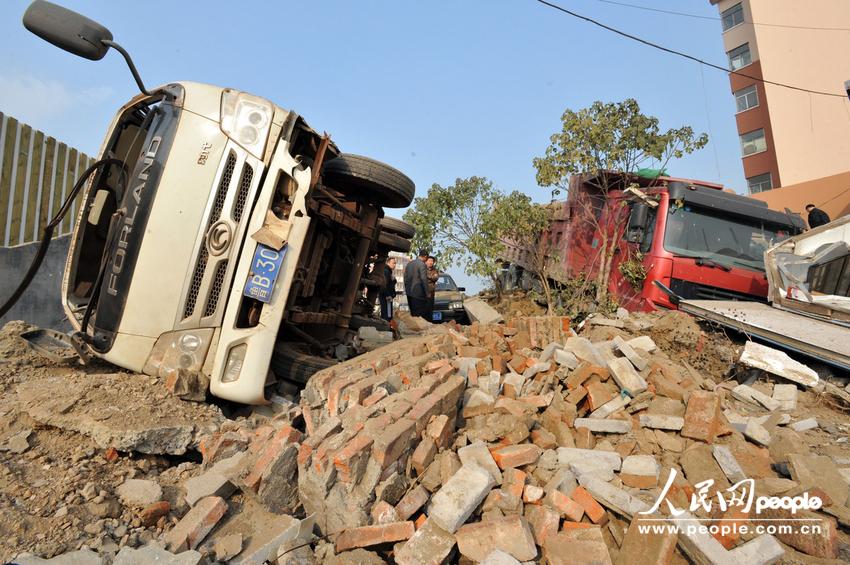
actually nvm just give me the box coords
[0,112,96,247]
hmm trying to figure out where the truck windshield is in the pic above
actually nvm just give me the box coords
[663,204,792,271]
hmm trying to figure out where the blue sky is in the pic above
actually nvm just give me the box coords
[1,0,761,289]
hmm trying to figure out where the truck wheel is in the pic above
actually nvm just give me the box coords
[349,314,391,332]
[378,231,412,253]
[270,342,336,385]
[322,154,415,208]
[379,216,416,239]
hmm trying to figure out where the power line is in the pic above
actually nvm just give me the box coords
[593,0,850,32]
[534,0,847,99]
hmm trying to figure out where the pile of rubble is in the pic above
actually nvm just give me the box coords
[4,310,850,564]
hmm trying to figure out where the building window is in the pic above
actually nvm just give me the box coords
[740,129,767,156]
[747,173,772,194]
[722,3,745,31]
[735,85,759,112]
[728,43,752,70]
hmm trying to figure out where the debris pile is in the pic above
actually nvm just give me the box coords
[2,310,850,563]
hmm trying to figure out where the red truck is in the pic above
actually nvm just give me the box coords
[501,172,805,311]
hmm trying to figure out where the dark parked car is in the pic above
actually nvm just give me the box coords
[431,273,468,323]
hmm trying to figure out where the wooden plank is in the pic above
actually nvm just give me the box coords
[680,299,850,371]
[0,113,9,246]
[61,147,78,235]
[9,125,34,246]
[30,131,48,243]
[3,120,22,246]
[21,130,45,244]
[50,143,68,238]
[40,136,58,235]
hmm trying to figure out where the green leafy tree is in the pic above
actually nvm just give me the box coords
[403,177,505,294]
[533,98,707,303]
[491,191,556,313]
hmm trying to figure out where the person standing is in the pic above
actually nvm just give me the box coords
[404,249,429,318]
[425,256,439,321]
[379,257,397,321]
[806,204,830,229]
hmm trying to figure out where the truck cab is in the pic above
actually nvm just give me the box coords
[501,172,804,312]
[61,81,415,404]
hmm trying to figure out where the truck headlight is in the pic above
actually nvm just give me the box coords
[143,329,214,378]
[451,301,464,309]
[222,343,247,383]
[220,90,273,158]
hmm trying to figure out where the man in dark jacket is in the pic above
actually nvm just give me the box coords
[379,257,397,321]
[806,204,830,229]
[404,249,429,318]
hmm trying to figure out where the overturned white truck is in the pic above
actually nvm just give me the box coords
[673,217,850,372]
[21,1,416,404]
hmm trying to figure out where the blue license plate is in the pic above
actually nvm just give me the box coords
[243,244,286,303]
[432,311,442,321]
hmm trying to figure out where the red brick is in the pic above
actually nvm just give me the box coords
[395,485,430,521]
[140,500,170,527]
[243,425,302,491]
[567,364,608,389]
[574,427,595,450]
[570,487,608,525]
[531,428,557,450]
[405,393,442,433]
[414,514,427,529]
[490,444,541,469]
[362,387,388,407]
[431,375,466,414]
[520,393,554,408]
[584,382,615,411]
[163,496,227,552]
[334,521,415,552]
[297,443,313,466]
[525,504,560,546]
[681,391,722,444]
[502,468,527,499]
[455,515,537,562]
[328,370,372,415]
[104,447,119,463]
[495,397,537,417]
[372,418,416,470]
[760,507,838,558]
[432,363,455,383]
[620,516,677,565]
[425,414,453,449]
[411,437,437,476]
[710,506,749,549]
[508,354,528,373]
[546,490,584,522]
[371,500,400,525]
[459,345,489,358]
[333,433,374,484]
[425,358,450,372]
[544,528,611,565]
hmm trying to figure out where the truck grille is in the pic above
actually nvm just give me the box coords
[184,247,208,318]
[203,260,228,317]
[669,278,766,303]
[232,164,254,222]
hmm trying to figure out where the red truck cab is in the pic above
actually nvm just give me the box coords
[503,172,805,312]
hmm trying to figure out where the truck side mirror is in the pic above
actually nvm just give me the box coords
[23,0,113,61]
[626,202,649,243]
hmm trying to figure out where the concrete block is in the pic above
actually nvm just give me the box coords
[557,447,621,472]
[427,463,496,533]
[626,335,657,353]
[480,549,521,565]
[739,341,818,387]
[589,395,630,419]
[455,515,537,562]
[771,384,797,411]
[463,297,503,325]
[574,418,631,434]
[620,455,660,489]
[577,476,650,518]
[743,420,772,446]
[116,479,162,508]
[711,445,747,484]
[790,417,818,432]
[184,451,246,506]
[731,385,781,412]
[112,544,202,565]
[613,335,648,371]
[458,441,502,485]
[394,519,455,565]
[554,348,580,369]
[607,358,648,396]
[639,414,684,431]
[564,337,606,367]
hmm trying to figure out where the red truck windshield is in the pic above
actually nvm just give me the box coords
[663,204,792,271]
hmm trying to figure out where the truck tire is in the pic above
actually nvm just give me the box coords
[322,154,415,208]
[379,216,416,239]
[349,314,391,332]
[271,341,336,385]
[378,231,412,253]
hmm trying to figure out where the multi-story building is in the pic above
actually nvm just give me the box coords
[709,1,850,194]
